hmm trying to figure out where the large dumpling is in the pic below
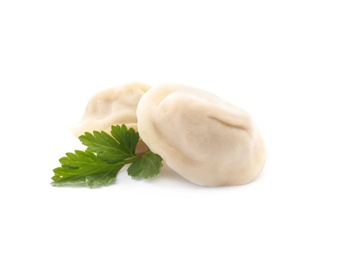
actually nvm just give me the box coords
[136,84,266,186]
[71,82,151,154]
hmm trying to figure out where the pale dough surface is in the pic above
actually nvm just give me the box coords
[71,82,151,154]
[137,84,266,186]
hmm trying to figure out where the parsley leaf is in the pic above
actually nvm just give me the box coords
[51,125,163,188]
[128,151,163,179]
[110,124,139,155]
[79,125,138,162]
[52,150,125,188]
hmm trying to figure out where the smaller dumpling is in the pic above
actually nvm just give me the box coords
[71,82,151,154]
[136,84,266,186]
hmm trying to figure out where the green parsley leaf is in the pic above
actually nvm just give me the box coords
[52,150,124,188]
[79,124,139,162]
[110,124,139,155]
[128,151,163,179]
[51,125,163,188]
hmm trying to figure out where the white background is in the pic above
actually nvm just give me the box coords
[1,0,340,259]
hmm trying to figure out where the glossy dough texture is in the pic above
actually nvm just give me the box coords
[136,84,266,186]
[71,82,151,154]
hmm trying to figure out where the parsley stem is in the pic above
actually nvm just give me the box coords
[122,158,136,164]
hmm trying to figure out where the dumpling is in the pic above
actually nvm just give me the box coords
[136,84,266,186]
[71,82,151,154]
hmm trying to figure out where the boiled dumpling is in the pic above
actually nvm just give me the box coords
[71,82,151,154]
[136,84,266,186]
